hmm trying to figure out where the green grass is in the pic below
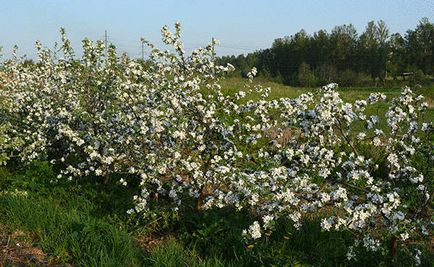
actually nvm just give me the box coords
[0,162,143,266]
[144,239,227,267]
[221,77,434,100]
[1,195,141,266]
[220,77,434,122]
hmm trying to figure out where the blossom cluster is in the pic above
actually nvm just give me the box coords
[0,23,432,261]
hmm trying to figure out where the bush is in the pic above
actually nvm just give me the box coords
[337,69,360,86]
[315,63,337,85]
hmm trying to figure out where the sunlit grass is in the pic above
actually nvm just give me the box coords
[221,77,434,122]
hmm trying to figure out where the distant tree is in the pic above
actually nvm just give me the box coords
[297,62,316,87]
[270,37,292,83]
[376,20,390,83]
[311,30,330,69]
[405,17,434,75]
[388,33,406,79]
[315,63,337,84]
[216,18,433,87]
[337,69,360,87]
[358,20,390,83]
[330,24,358,71]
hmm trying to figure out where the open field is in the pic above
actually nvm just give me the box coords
[221,77,434,110]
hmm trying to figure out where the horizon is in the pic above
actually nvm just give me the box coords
[1,0,432,59]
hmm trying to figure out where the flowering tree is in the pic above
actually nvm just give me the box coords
[0,23,432,264]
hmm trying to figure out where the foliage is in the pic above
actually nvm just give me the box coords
[297,62,316,87]
[219,18,434,86]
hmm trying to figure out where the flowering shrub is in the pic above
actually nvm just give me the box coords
[0,84,22,165]
[0,23,432,263]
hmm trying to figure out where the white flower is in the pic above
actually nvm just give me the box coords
[400,232,409,241]
[102,156,114,165]
[414,249,422,266]
[262,215,274,229]
[321,218,333,231]
[387,153,400,170]
[246,221,262,239]
[120,178,127,186]
[76,139,85,146]
[373,137,382,146]
[89,151,99,160]
[346,246,356,260]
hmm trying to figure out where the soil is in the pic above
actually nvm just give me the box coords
[0,225,67,267]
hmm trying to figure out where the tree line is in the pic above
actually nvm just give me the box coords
[218,18,433,87]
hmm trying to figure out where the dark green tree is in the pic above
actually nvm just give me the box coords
[405,17,433,75]
[297,62,316,87]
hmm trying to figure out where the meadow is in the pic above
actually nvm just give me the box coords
[0,25,432,266]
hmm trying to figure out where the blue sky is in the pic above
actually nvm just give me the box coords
[0,0,432,59]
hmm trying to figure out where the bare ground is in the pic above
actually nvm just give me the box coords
[0,225,66,267]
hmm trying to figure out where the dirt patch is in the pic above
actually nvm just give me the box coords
[266,127,300,144]
[135,233,175,252]
[0,225,66,267]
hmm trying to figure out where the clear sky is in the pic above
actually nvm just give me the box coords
[0,0,432,59]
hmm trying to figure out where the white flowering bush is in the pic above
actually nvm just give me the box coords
[0,123,12,165]
[0,23,432,263]
[0,77,22,165]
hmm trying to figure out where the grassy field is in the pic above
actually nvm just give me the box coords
[221,77,434,110]
[0,79,433,266]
